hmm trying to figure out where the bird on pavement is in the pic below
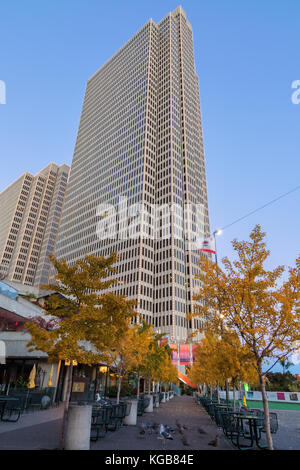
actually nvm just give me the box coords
[182,436,190,446]
[208,435,219,447]
[175,420,185,435]
[139,423,146,435]
[197,427,207,435]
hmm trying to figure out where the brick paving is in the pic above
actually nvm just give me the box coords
[0,396,232,450]
[91,395,233,450]
[0,395,297,450]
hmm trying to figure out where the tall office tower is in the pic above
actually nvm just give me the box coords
[0,163,70,287]
[55,6,211,342]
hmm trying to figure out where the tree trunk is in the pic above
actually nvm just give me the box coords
[116,376,122,404]
[93,367,98,401]
[137,375,140,399]
[217,382,220,403]
[210,384,213,400]
[117,375,122,405]
[233,386,236,410]
[148,377,151,394]
[58,363,73,450]
[259,370,273,450]
[225,379,229,401]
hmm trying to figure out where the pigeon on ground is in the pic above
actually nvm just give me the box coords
[182,436,190,446]
[139,423,146,435]
[175,420,185,435]
[159,424,165,435]
[197,427,207,435]
[208,435,219,447]
[152,422,160,434]
[159,423,173,440]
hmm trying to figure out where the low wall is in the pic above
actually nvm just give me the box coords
[219,390,300,404]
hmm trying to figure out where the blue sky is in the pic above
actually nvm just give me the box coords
[0,1,299,370]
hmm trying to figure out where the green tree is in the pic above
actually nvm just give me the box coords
[279,357,294,375]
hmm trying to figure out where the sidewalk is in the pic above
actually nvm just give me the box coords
[0,404,64,435]
[0,405,64,450]
[0,396,233,450]
[92,395,233,450]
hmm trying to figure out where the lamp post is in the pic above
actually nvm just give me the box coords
[213,229,229,403]
[213,229,222,265]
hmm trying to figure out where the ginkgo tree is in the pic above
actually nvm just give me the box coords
[192,225,300,450]
[105,322,151,404]
[190,331,258,407]
[141,330,177,394]
[189,337,219,399]
[152,344,178,390]
[26,253,135,449]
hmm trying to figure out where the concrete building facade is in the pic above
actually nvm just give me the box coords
[0,163,70,288]
[55,7,211,343]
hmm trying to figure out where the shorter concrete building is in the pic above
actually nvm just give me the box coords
[0,162,70,288]
[0,280,112,403]
[0,280,60,395]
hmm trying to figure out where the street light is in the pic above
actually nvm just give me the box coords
[213,229,227,402]
[213,229,222,265]
[213,229,222,237]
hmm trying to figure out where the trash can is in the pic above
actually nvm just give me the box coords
[64,405,92,450]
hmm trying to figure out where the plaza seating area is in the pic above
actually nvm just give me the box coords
[90,391,174,442]
[196,394,278,450]
[0,386,174,437]
[0,388,56,423]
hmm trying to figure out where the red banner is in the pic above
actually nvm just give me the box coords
[179,344,190,365]
[170,344,178,364]
[159,337,168,347]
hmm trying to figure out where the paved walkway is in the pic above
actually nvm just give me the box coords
[0,396,232,450]
[0,405,64,450]
[271,410,300,450]
[2,396,297,450]
[92,395,233,450]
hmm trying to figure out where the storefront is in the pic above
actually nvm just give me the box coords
[55,362,111,403]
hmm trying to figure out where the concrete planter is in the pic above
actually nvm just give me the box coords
[64,405,92,450]
[144,394,153,413]
[123,399,138,425]
[154,394,160,408]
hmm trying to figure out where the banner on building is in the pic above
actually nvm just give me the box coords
[179,344,190,365]
[159,337,168,347]
[170,344,178,364]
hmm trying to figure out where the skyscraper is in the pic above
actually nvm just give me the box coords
[0,163,70,287]
[55,6,211,343]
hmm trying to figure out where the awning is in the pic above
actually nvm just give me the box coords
[177,370,197,388]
